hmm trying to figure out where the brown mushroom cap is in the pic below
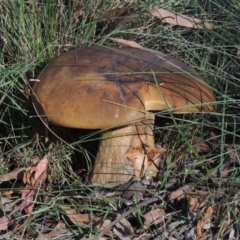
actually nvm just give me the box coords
[33,46,215,128]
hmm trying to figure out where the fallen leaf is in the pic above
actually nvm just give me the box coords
[186,190,208,213]
[0,168,26,182]
[113,218,134,239]
[149,8,216,29]
[121,181,146,200]
[169,185,190,201]
[143,208,165,227]
[21,189,34,214]
[0,216,10,231]
[197,206,214,238]
[108,38,144,49]
[60,206,102,228]
[1,190,14,196]
[96,219,111,230]
[35,156,48,183]
[108,37,170,57]
[0,197,17,212]
[21,156,49,214]
[49,221,66,236]
[36,221,69,239]
[188,196,200,212]
[23,168,36,186]
[0,198,34,232]
[0,156,49,232]
[0,156,48,184]
[228,228,235,239]
[220,210,232,237]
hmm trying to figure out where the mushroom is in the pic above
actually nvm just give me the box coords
[32,46,215,185]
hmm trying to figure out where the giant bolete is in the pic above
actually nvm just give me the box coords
[32,46,215,185]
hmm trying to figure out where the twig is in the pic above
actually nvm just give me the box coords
[94,196,159,240]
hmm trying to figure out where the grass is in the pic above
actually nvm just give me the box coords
[1,0,240,239]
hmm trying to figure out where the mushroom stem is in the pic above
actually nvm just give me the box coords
[91,126,135,185]
[91,117,167,185]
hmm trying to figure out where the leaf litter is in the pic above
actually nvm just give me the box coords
[0,156,48,233]
[0,126,239,238]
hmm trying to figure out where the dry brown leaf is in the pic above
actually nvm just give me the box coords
[48,221,66,237]
[23,168,36,186]
[108,38,144,49]
[36,221,68,239]
[122,181,146,200]
[61,207,92,226]
[1,197,34,232]
[60,206,102,228]
[169,185,190,201]
[197,206,214,238]
[149,8,216,29]
[187,190,208,214]
[21,189,34,214]
[0,156,49,217]
[113,218,134,239]
[0,168,26,182]
[0,216,10,231]
[220,210,233,237]
[188,196,200,212]
[1,190,14,196]
[95,219,112,230]
[143,208,165,227]
[21,156,49,214]
[108,37,171,58]
[34,156,48,183]
[0,156,48,184]
[229,228,236,239]
[0,197,17,212]
[35,234,50,240]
